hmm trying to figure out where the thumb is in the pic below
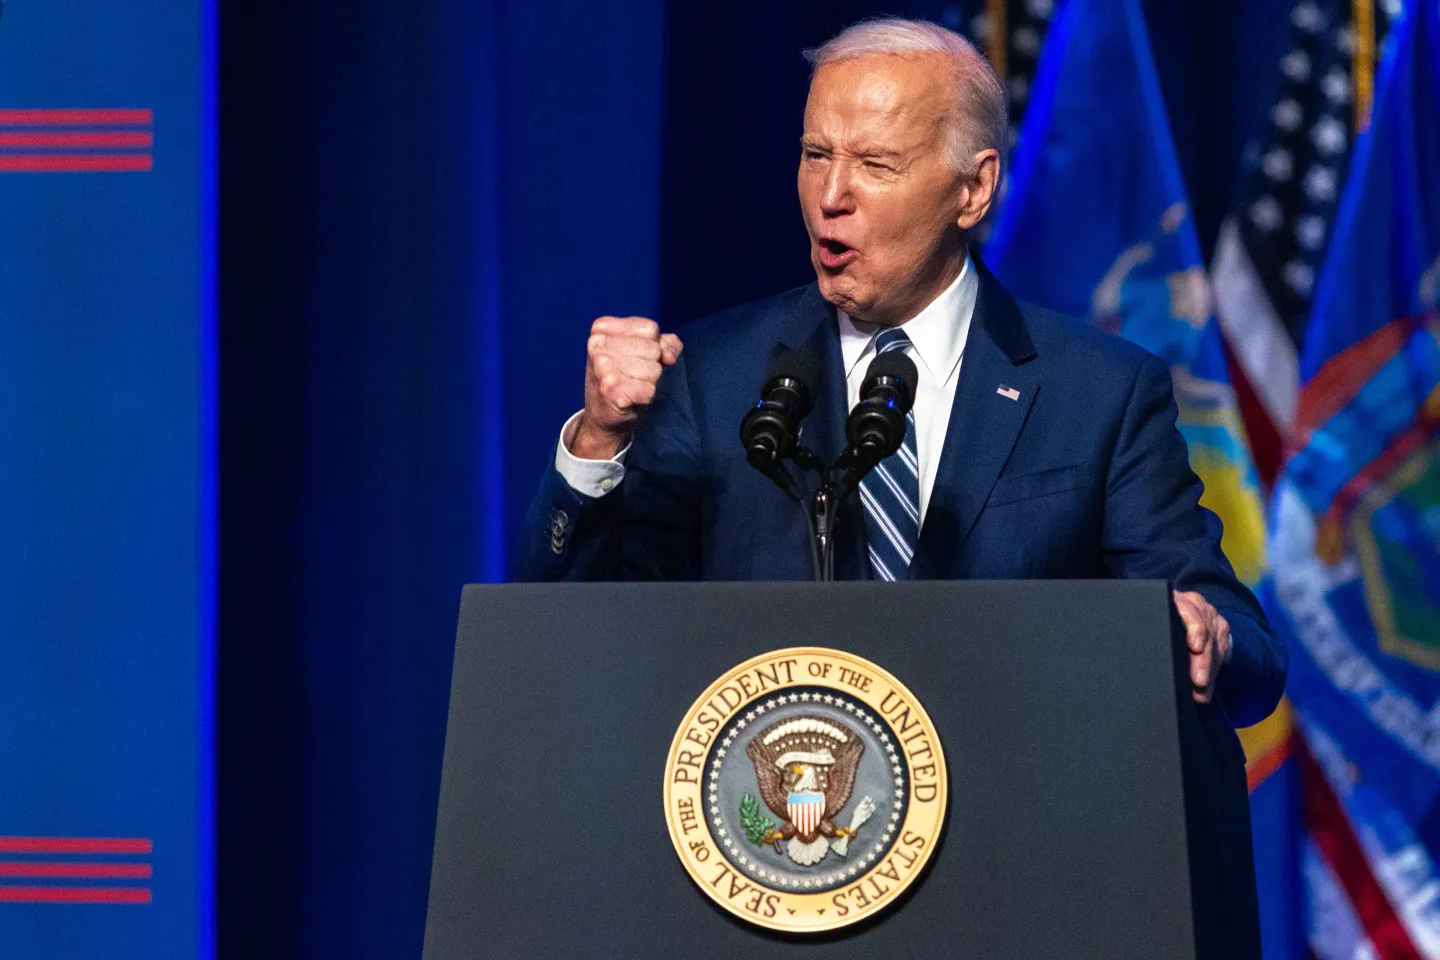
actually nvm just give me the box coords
[660,333,684,366]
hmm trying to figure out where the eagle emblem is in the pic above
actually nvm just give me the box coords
[743,716,874,866]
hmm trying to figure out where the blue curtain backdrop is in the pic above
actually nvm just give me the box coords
[217,1,1294,956]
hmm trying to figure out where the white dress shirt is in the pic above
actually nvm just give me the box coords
[555,255,979,526]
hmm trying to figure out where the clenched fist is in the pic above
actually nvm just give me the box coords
[568,316,684,460]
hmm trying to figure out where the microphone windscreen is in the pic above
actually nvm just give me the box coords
[864,349,918,398]
[765,347,820,393]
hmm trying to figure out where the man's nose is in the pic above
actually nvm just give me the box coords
[819,162,856,216]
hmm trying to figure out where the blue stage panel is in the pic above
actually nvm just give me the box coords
[0,1,211,957]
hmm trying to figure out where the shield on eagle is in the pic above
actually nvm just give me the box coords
[788,790,825,837]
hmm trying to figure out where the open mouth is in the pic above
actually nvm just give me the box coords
[816,238,858,269]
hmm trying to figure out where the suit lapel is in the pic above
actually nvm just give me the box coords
[777,285,869,580]
[910,258,1039,579]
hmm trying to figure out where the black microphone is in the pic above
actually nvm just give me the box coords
[740,348,819,474]
[845,349,918,468]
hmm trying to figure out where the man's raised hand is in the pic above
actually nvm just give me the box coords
[568,316,683,460]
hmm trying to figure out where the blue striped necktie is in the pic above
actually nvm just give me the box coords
[858,327,920,581]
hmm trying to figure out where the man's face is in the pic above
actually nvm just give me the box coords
[798,54,975,326]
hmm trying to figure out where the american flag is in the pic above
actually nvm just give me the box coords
[1212,0,1395,486]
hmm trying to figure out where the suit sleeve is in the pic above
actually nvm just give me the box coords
[1101,354,1287,727]
[511,350,702,581]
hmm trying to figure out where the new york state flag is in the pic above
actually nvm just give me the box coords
[1265,1,1440,956]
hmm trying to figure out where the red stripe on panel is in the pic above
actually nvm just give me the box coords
[0,862,152,879]
[0,886,151,904]
[0,838,152,855]
[0,155,153,173]
[0,131,153,148]
[0,109,153,126]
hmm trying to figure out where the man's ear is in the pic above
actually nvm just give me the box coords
[955,149,1002,230]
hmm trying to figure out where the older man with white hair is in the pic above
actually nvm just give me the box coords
[517,18,1284,730]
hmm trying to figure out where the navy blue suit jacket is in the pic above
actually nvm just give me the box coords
[517,260,1285,726]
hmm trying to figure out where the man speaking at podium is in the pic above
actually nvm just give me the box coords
[515,19,1284,728]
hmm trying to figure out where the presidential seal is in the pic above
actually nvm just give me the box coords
[663,647,947,933]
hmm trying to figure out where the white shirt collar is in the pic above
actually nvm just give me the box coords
[836,253,977,388]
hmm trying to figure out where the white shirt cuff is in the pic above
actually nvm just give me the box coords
[554,410,629,497]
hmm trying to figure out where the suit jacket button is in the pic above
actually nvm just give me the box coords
[549,509,569,555]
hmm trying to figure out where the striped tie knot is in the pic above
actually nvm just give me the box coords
[872,326,911,356]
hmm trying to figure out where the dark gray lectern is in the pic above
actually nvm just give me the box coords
[424,581,1258,960]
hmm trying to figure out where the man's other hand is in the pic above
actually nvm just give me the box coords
[570,316,683,460]
[1174,589,1233,705]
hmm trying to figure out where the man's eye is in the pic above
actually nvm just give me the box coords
[805,151,827,161]
[863,160,890,171]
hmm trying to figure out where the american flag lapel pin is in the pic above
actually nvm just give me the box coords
[996,385,1021,401]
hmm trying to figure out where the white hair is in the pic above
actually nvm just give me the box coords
[804,18,1008,179]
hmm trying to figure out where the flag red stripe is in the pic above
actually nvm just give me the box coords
[0,862,151,878]
[1298,740,1421,958]
[0,838,152,855]
[1295,315,1419,437]
[0,132,153,148]
[0,886,151,904]
[0,109,152,126]
[1221,332,1284,490]
[0,155,152,172]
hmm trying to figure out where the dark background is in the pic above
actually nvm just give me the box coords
[219,1,1292,956]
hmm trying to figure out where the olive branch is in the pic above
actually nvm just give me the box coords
[739,793,775,846]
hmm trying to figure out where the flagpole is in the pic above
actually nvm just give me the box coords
[1354,0,1376,131]
[986,0,1007,76]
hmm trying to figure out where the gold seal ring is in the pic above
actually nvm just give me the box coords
[663,646,947,933]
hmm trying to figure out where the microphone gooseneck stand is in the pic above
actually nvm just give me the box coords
[743,350,916,582]
[801,445,893,581]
